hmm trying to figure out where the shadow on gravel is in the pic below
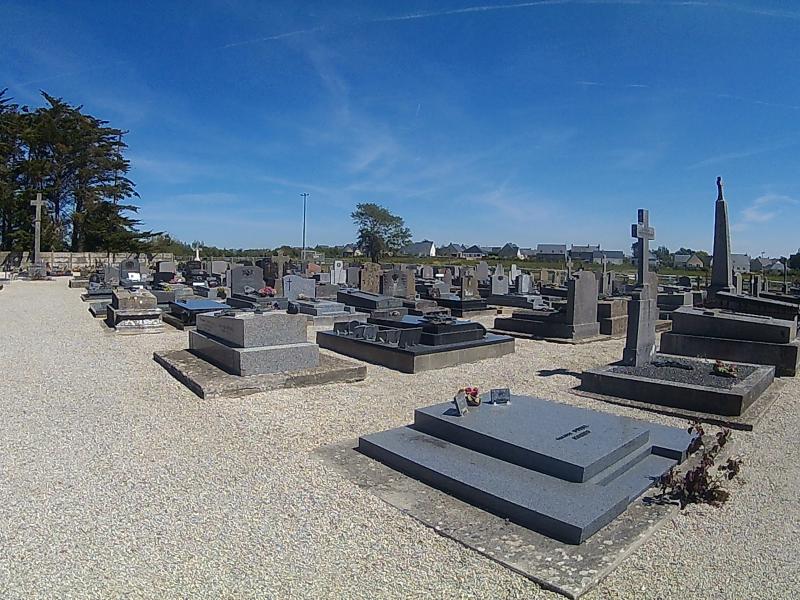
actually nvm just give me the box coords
[537,368,582,379]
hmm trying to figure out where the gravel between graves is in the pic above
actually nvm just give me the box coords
[1,279,798,599]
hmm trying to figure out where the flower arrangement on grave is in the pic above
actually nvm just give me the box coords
[258,286,275,297]
[461,386,480,406]
[162,284,172,291]
[712,359,738,378]
[216,287,227,299]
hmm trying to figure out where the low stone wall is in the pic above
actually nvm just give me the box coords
[0,251,175,271]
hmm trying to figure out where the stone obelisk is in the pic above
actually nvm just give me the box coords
[709,176,734,297]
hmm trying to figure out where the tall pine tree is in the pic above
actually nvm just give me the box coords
[0,90,152,252]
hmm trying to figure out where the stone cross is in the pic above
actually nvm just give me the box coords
[31,193,45,265]
[623,208,657,367]
[192,242,202,262]
[631,209,654,287]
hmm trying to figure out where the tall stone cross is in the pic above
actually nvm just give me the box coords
[632,209,654,287]
[192,242,202,261]
[30,193,45,267]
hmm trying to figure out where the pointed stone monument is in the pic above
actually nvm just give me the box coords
[709,177,734,297]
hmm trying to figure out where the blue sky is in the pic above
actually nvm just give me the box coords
[3,1,799,256]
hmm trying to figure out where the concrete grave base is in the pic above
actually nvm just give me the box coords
[299,312,368,328]
[579,355,776,427]
[599,315,627,336]
[572,379,786,431]
[69,279,89,289]
[88,301,110,318]
[163,312,194,330]
[317,330,515,373]
[660,333,800,377]
[317,437,726,599]
[81,291,112,302]
[153,350,367,399]
[488,328,608,345]
[189,330,319,376]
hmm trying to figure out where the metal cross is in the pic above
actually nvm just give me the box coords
[631,209,655,286]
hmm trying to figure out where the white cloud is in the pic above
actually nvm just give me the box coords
[737,194,798,229]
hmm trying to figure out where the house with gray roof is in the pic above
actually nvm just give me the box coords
[399,240,436,257]
[536,244,567,261]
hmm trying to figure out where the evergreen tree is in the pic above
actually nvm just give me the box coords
[0,90,152,252]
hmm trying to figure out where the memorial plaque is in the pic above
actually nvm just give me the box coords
[489,388,511,404]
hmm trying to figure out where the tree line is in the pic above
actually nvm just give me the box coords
[0,89,152,253]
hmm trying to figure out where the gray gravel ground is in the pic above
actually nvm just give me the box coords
[1,279,798,599]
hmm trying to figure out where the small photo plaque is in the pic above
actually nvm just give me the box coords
[452,391,469,416]
[490,388,511,404]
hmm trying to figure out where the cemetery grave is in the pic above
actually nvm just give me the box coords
[430,268,495,318]
[154,310,366,398]
[288,298,367,327]
[579,208,779,429]
[316,314,514,373]
[336,289,408,319]
[660,306,800,376]
[105,288,164,334]
[164,298,228,328]
[492,271,602,343]
[225,265,289,310]
[320,391,707,596]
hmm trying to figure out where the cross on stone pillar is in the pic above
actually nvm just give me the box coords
[30,192,46,277]
[631,209,654,287]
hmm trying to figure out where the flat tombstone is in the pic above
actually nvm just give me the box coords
[315,272,331,284]
[566,271,598,326]
[210,260,229,276]
[381,270,409,298]
[120,259,140,280]
[104,265,120,286]
[491,272,509,295]
[283,274,317,300]
[332,260,347,285]
[476,261,490,282]
[230,265,265,295]
[346,266,361,287]
[461,269,479,299]
[157,260,176,273]
[360,263,381,294]
[405,265,417,299]
[516,273,532,294]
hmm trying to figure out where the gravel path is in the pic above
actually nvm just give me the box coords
[0,279,798,599]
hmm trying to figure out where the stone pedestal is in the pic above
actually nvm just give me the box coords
[190,312,319,376]
[622,284,657,366]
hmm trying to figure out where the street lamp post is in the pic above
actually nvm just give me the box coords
[301,192,309,262]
